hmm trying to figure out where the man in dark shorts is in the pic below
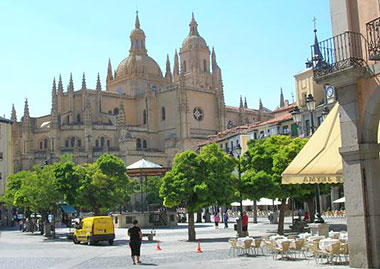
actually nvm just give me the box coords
[128,219,143,265]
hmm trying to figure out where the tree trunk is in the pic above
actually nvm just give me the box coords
[253,200,258,223]
[188,210,196,241]
[196,209,202,223]
[306,196,315,223]
[277,198,287,235]
[204,208,211,223]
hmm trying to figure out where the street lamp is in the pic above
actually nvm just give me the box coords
[229,144,243,219]
[305,94,324,224]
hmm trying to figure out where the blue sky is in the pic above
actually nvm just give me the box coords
[0,0,332,119]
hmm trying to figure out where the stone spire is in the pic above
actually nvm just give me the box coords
[239,95,243,108]
[67,73,74,93]
[259,98,263,111]
[211,47,217,70]
[51,77,58,114]
[117,99,127,127]
[165,54,172,82]
[189,12,199,36]
[58,74,64,96]
[107,58,113,82]
[81,73,87,90]
[280,87,285,107]
[11,104,17,122]
[96,73,102,91]
[173,49,180,81]
[23,98,30,122]
[244,97,248,108]
[135,11,140,29]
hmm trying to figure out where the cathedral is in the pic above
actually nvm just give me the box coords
[10,13,272,171]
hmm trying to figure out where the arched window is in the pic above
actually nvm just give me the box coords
[77,139,81,148]
[143,110,147,124]
[136,138,142,149]
[65,140,69,148]
[95,139,99,147]
[136,39,140,49]
[77,114,81,123]
[107,139,110,147]
[100,137,105,147]
[44,138,48,149]
[70,137,75,147]
[183,61,186,72]
[67,116,70,124]
[161,107,166,121]
[40,141,43,150]
[203,59,207,72]
[113,108,119,115]
[143,140,147,149]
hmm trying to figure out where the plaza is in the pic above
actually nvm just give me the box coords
[0,217,348,269]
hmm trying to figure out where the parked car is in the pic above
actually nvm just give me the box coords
[73,216,115,245]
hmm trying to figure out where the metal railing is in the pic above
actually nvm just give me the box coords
[366,16,380,60]
[311,31,368,78]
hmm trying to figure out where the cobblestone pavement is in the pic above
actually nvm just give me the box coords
[0,217,349,269]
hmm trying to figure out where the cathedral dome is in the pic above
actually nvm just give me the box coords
[182,35,207,49]
[116,54,163,78]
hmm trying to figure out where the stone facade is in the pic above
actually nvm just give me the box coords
[10,13,271,170]
[0,116,13,226]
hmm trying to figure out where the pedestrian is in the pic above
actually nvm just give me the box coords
[128,219,143,265]
[242,211,249,236]
[213,212,220,229]
[298,208,304,220]
[223,211,229,228]
[304,212,310,222]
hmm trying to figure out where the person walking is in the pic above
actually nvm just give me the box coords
[242,211,249,236]
[213,212,220,229]
[128,219,143,265]
[223,211,229,228]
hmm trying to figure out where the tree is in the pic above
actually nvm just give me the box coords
[160,144,235,241]
[143,177,163,206]
[3,171,34,211]
[245,135,312,234]
[77,154,131,215]
[53,155,81,206]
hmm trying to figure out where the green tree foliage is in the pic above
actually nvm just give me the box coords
[245,135,312,234]
[143,177,163,206]
[77,154,131,215]
[160,144,235,241]
[3,171,34,210]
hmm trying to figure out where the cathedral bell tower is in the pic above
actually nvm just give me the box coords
[179,13,212,89]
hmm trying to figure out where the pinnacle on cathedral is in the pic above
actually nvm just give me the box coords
[81,73,87,90]
[96,73,102,91]
[165,54,172,82]
[68,73,74,93]
[240,95,243,108]
[189,12,199,36]
[280,87,285,107]
[173,49,179,81]
[23,98,30,121]
[51,77,58,114]
[244,97,248,109]
[259,98,263,111]
[11,103,17,122]
[58,74,64,96]
[107,58,113,81]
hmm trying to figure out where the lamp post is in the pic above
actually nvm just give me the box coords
[321,106,330,121]
[229,144,245,237]
[291,97,324,224]
[305,94,324,224]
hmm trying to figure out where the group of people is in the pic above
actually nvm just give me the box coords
[213,211,249,235]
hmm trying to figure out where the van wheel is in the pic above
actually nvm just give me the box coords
[109,239,114,245]
[87,237,93,246]
[73,236,79,244]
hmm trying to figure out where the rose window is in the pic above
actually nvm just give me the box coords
[193,107,204,121]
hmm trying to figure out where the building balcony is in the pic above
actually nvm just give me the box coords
[311,31,369,84]
[366,16,380,60]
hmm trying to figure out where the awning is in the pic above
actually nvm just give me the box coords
[333,197,345,203]
[60,204,77,214]
[282,103,344,184]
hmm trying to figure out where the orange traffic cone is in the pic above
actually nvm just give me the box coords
[156,240,162,250]
[196,241,203,253]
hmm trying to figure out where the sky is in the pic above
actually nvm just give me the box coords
[0,0,332,119]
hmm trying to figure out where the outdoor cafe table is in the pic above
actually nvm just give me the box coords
[298,233,311,239]
[307,235,326,242]
[329,231,340,238]
[269,235,286,241]
[276,238,296,249]
[237,237,253,246]
[319,238,340,251]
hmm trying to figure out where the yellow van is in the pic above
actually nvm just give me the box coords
[73,216,115,245]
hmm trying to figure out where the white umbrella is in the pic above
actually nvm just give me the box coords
[333,197,345,203]
[231,200,254,206]
[256,198,288,206]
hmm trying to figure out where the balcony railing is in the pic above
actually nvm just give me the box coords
[366,17,380,60]
[311,31,368,78]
